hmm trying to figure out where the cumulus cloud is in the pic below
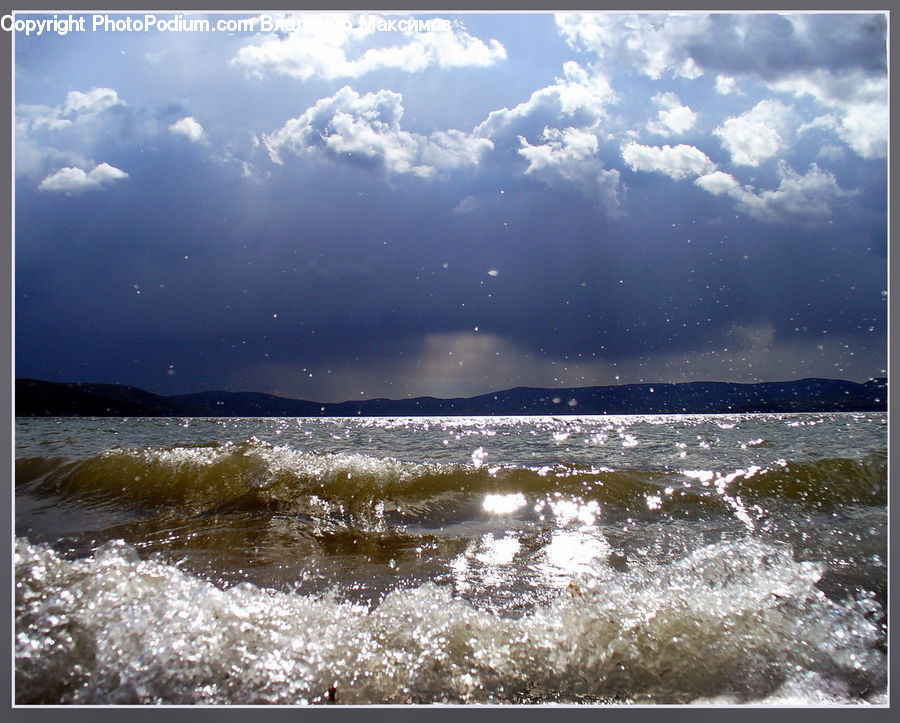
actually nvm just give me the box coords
[695,170,742,196]
[17,87,124,136]
[518,126,619,211]
[696,162,850,226]
[646,92,697,136]
[715,75,739,95]
[769,69,887,159]
[555,13,706,80]
[736,162,850,225]
[17,103,74,133]
[556,12,886,159]
[263,59,620,209]
[62,88,124,118]
[264,86,491,177]
[474,61,616,148]
[519,126,598,172]
[713,99,796,166]
[169,116,206,143]
[38,162,129,192]
[232,13,506,81]
[16,87,126,181]
[621,142,715,179]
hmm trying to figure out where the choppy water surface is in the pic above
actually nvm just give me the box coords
[15,413,887,705]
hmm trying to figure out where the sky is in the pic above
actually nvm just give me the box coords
[13,11,888,402]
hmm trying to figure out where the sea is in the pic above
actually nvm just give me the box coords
[14,412,888,706]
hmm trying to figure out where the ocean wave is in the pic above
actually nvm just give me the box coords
[15,536,885,705]
[16,440,886,524]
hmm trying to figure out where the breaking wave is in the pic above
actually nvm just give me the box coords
[15,536,886,705]
[15,440,886,522]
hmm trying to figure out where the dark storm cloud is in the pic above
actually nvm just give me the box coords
[688,14,887,80]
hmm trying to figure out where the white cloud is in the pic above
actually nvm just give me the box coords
[264,86,491,177]
[769,69,887,159]
[646,92,697,136]
[420,129,494,173]
[518,126,619,211]
[696,162,850,226]
[62,88,124,117]
[556,13,886,161]
[713,99,796,166]
[17,87,124,136]
[518,126,598,173]
[474,61,616,146]
[737,162,850,225]
[38,162,129,192]
[16,88,126,181]
[621,142,715,179]
[17,103,73,133]
[695,170,742,196]
[169,116,206,143]
[232,13,506,81]
[555,13,706,80]
[715,75,739,95]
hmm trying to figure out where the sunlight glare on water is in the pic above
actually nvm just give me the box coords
[482,493,528,515]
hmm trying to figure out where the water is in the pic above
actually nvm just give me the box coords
[15,413,887,705]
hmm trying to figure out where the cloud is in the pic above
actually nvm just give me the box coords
[38,162,129,192]
[555,13,708,79]
[815,144,847,162]
[646,92,697,136]
[621,142,715,179]
[519,126,598,171]
[62,88,124,118]
[169,116,206,143]
[715,75,739,95]
[16,87,126,181]
[263,86,491,177]
[556,12,886,159]
[769,69,887,159]
[453,195,480,214]
[696,162,850,226]
[266,61,620,207]
[16,103,74,133]
[19,88,125,134]
[232,13,506,81]
[419,129,495,173]
[557,13,884,83]
[736,162,851,225]
[474,61,616,148]
[518,126,619,211]
[694,170,742,196]
[17,88,124,137]
[713,99,796,166]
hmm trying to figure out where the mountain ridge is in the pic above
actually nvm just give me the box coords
[15,377,887,417]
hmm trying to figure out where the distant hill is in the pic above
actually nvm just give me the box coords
[15,377,887,417]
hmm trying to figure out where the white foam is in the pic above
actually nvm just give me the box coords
[15,536,885,705]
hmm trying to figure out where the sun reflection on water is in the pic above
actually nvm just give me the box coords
[482,493,528,515]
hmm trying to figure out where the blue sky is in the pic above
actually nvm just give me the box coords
[14,11,887,401]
